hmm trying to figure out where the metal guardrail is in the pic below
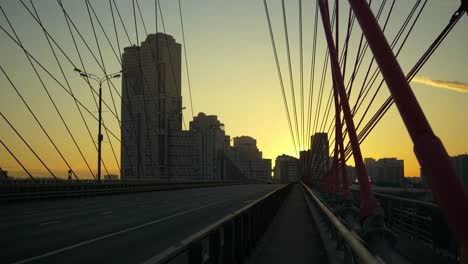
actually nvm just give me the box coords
[0,182,241,202]
[302,182,383,264]
[0,178,220,185]
[142,183,292,264]
[350,190,457,259]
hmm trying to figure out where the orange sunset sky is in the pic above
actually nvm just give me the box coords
[0,0,467,179]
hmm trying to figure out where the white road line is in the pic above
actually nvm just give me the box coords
[39,221,60,226]
[100,211,113,215]
[12,198,230,264]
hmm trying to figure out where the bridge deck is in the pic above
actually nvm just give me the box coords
[0,184,281,264]
[248,184,327,263]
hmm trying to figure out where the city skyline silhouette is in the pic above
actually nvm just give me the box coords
[0,0,467,179]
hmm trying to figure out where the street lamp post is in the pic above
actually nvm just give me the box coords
[74,68,122,182]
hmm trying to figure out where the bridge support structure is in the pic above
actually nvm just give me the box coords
[316,0,395,261]
[347,0,468,262]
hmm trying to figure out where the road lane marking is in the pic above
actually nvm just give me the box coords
[39,221,60,226]
[12,198,230,264]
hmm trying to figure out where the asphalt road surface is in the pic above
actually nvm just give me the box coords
[0,184,282,264]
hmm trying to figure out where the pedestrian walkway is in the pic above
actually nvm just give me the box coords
[248,184,327,263]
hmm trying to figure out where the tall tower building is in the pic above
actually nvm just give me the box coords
[189,113,227,181]
[121,33,182,179]
[310,133,329,179]
[229,136,271,182]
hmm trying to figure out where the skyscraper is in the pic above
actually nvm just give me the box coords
[367,158,404,186]
[229,136,272,182]
[121,33,182,179]
[189,113,227,181]
[273,154,299,183]
[310,133,329,179]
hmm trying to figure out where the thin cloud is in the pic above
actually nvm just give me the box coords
[412,76,468,93]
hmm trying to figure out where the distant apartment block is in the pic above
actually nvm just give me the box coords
[228,136,271,183]
[274,154,299,183]
[364,158,378,182]
[366,158,404,186]
[167,112,246,182]
[188,113,228,181]
[121,33,266,182]
[346,165,357,184]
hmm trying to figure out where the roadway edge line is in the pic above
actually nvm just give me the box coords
[11,198,230,264]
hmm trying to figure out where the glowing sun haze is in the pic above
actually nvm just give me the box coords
[0,0,467,178]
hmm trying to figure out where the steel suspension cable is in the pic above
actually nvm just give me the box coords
[0,64,77,179]
[55,0,122,121]
[299,0,304,150]
[109,0,122,62]
[263,0,298,155]
[343,0,384,99]
[61,0,132,176]
[306,1,319,149]
[342,0,427,156]
[133,0,157,177]
[178,0,195,119]
[0,137,33,179]
[311,0,338,137]
[352,0,425,123]
[281,0,301,153]
[350,0,398,115]
[158,2,189,121]
[27,0,111,177]
[0,25,121,142]
[0,112,56,179]
[87,2,122,66]
[1,7,92,179]
[111,0,132,45]
[85,0,121,171]
[344,3,465,161]
[338,0,390,146]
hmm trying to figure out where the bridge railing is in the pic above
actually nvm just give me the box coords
[302,183,382,264]
[0,178,230,185]
[143,184,292,264]
[350,190,457,259]
[0,180,242,202]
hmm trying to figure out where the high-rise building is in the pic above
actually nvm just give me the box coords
[310,133,329,179]
[121,33,182,179]
[166,112,247,182]
[364,158,378,181]
[274,154,299,183]
[167,130,201,180]
[189,113,228,181]
[346,165,357,184]
[228,136,271,182]
[372,158,404,186]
